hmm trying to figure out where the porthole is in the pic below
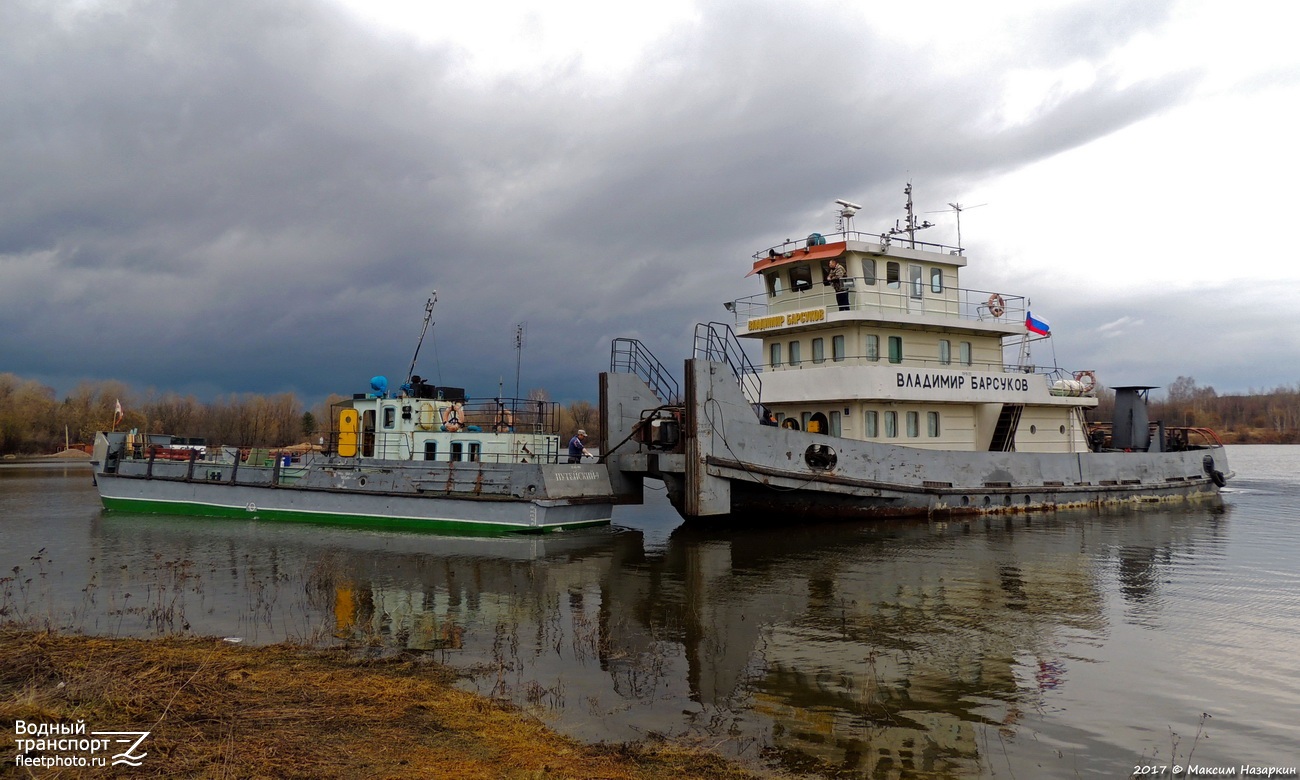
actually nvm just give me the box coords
[983,496,991,506]
[804,444,837,471]
[961,496,970,506]
[358,477,367,487]
[1003,495,1012,506]
[1030,425,1037,434]
[1060,425,1066,434]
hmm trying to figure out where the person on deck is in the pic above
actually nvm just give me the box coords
[827,258,849,311]
[567,429,591,463]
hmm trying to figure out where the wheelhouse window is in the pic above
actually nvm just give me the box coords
[765,271,783,297]
[884,411,898,438]
[930,267,943,293]
[789,341,802,366]
[832,335,845,362]
[770,342,782,368]
[909,265,923,299]
[866,410,879,438]
[906,411,919,438]
[888,336,903,364]
[789,264,812,292]
[886,262,900,288]
[927,411,940,437]
[866,334,880,362]
[812,338,825,364]
[862,259,876,285]
[939,339,951,365]
[960,341,972,366]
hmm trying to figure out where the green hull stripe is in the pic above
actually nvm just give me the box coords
[99,496,609,536]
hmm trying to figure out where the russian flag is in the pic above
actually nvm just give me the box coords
[1025,311,1051,336]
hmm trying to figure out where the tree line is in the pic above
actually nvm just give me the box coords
[1086,376,1300,444]
[0,373,601,456]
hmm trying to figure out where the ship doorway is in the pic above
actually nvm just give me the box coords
[808,412,829,434]
[361,410,376,457]
[907,263,924,313]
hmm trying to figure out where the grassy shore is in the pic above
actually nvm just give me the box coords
[1,630,763,779]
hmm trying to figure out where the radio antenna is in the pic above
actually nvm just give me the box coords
[514,322,526,401]
[406,291,437,385]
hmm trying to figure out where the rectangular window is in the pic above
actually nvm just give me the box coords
[450,441,464,462]
[960,341,972,366]
[906,411,919,438]
[886,261,900,288]
[468,442,481,462]
[800,411,812,431]
[927,411,940,437]
[765,272,783,297]
[866,334,879,362]
[789,265,812,292]
[382,406,396,429]
[884,411,897,438]
[423,440,437,460]
[812,337,825,364]
[830,411,841,437]
[770,342,782,368]
[832,335,845,362]
[930,267,943,293]
[939,339,951,365]
[862,259,876,285]
[888,336,903,364]
[866,410,878,438]
[789,341,802,366]
[909,264,923,299]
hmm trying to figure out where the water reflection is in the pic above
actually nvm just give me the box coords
[2,463,1257,778]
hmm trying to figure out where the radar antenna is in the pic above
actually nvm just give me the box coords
[834,198,863,234]
[406,291,438,385]
[885,182,934,248]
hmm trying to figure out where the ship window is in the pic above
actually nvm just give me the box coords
[789,341,802,366]
[930,267,943,293]
[907,411,919,437]
[450,441,464,461]
[382,406,396,429]
[939,339,951,365]
[866,334,879,362]
[909,265,923,299]
[424,440,438,460]
[770,342,782,368]
[801,411,813,431]
[765,271,783,297]
[928,411,940,437]
[886,262,900,288]
[812,338,825,364]
[830,411,842,437]
[832,335,845,362]
[888,336,903,364]
[789,264,812,292]
[884,411,898,438]
[866,410,879,437]
[468,442,481,462]
[960,341,972,366]
[862,259,876,285]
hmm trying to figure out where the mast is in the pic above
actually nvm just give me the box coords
[406,291,437,385]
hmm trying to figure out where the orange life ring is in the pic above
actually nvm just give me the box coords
[1072,370,1096,392]
[440,402,462,432]
[987,293,1006,318]
[493,409,513,433]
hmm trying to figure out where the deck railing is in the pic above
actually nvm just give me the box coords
[728,283,1026,328]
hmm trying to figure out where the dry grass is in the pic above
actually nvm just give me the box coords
[1,630,762,779]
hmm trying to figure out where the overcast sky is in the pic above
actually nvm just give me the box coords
[3,0,1297,407]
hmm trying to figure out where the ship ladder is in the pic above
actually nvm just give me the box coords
[989,404,1023,452]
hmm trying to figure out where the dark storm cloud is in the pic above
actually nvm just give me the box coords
[0,0,1206,404]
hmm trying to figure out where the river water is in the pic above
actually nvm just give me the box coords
[2,445,1297,778]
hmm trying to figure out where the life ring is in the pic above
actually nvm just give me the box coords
[1072,370,1096,392]
[417,402,437,431]
[987,293,1006,318]
[441,402,462,432]
[493,408,513,433]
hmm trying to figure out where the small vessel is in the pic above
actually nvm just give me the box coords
[92,295,614,533]
[599,187,1231,520]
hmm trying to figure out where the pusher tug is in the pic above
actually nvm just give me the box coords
[600,187,1230,520]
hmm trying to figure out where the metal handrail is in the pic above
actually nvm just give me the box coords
[610,338,681,404]
[728,283,1028,327]
[693,322,762,407]
[753,229,963,259]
